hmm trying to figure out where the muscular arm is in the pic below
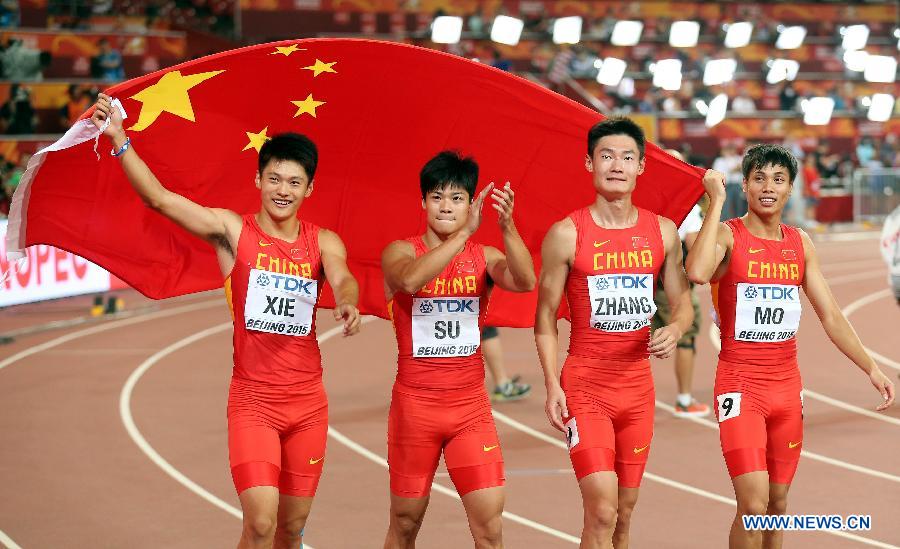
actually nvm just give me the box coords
[381,233,470,295]
[319,229,361,336]
[91,94,241,262]
[685,170,733,284]
[484,233,536,293]
[800,230,894,410]
[534,219,575,431]
[649,217,693,358]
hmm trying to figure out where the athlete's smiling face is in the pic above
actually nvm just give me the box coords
[586,134,646,198]
[743,163,792,216]
[423,183,471,237]
[255,158,313,221]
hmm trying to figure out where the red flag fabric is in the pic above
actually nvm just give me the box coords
[6,39,703,327]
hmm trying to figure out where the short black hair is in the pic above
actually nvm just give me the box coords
[587,117,646,159]
[741,143,798,183]
[419,150,478,200]
[258,133,318,181]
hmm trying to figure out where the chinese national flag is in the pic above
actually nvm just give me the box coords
[6,39,703,327]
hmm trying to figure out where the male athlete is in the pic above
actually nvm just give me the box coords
[686,144,894,549]
[381,151,535,548]
[535,117,693,549]
[91,94,361,549]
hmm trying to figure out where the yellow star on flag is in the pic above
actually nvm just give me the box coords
[271,44,305,57]
[291,94,325,118]
[128,70,224,132]
[302,59,337,77]
[243,126,270,152]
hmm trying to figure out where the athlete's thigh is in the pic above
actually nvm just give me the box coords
[765,382,803,485]
[387,388,443,497]
[612,384,655,488]
[715,375,769,479]
[444,392,504,495]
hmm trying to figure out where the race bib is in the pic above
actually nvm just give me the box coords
[716,392,742,422]
[735,283,801,342]
[244,268,317,336]
[586,274,656,332]
[412,297,480,357]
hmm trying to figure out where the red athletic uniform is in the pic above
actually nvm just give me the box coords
[561,207,664,488]
[712,218,805,484]
[387,237,503,498]
[225,215,328,497]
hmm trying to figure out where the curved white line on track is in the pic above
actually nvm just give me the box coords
[491,409,899,548]
[119,316,578,546]
[842,289,900,372]
[0,529,23,549]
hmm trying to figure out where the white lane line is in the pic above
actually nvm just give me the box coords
[0,529,23,549]
[842,289,899,372]
[0,299,224,372]
[491,410,899,548]
[654,402,900,484]
[826,271,888,285]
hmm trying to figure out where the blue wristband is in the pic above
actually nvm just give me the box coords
[111,137,131,157]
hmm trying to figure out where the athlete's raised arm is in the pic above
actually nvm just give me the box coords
[686,169,733,285]
[484,182,536,293]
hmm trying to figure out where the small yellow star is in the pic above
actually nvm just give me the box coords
[291,94,325,118]
[243,126,270,152]
[302,59,337,77]
[271,44,305,57]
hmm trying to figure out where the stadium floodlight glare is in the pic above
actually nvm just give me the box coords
[724,22,753,48]
[843,49,868,72]
[490,15,524,46]
[431,16,463,44]
[669,21,700,48]
[652,59,683,91]
[596,57,627,86]
[802,97,835,125]
[841,24,869,51]
[695,99,709,116]
[703,58,738,86]
[553,16,582,44]
[765,59,799,84]
[867,94,895,122]
[705,94,728,127]
[611,20,643,46]
[775,25,806,49]
[863,55,897,83]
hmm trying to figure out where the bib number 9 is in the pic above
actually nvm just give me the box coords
[716,392,742,423]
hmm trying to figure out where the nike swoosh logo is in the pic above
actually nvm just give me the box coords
[483,445,499,452]
[788,441,801,449]
[259,240,273,247]
[308,457,324,465]
[593,240,610,248]
[749,248,765,254]
[633,444,650,454]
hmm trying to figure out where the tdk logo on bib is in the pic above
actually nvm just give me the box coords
[265,273,315,296]
[418,298,477,314]
[744,285,795,301]
[594,274,651,291]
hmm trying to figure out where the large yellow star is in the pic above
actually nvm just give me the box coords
[128,70,224,131]
[302,59,337,77]
[271,44,305,57]
[243,126,270,152]
[291,94,325,118]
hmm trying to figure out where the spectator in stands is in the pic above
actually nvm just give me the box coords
[488,48,511,72]
[814,140,840,183]
[0,84,37,135]
[827,85,846,111]
[59,84,91,129]
[879,134,898,167]
[1,38,50,81]
[802,154,821,224]
[546,45,574,91]
[660,90,682,113]
[731,89,757,114]
[91,38,125,81]
[778,81,798,111]
[857,137,877,167]
[637,89,658,113]
[569,47,598,79]
[712,143,745,219]
[0,0,19,27]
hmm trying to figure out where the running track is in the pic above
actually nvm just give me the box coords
[1,234,898,548]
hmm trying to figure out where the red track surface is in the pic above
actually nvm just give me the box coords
[2,235,898,548]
